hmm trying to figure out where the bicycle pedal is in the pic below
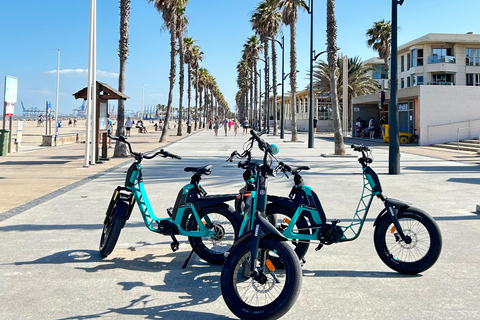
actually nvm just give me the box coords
[166,207,173,217]
[170,240,180,252]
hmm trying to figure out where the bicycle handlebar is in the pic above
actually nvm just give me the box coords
[108,134,181,160]
[351,144,370,152]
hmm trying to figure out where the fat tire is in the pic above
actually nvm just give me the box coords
[265,203,311,261]
[99,198,128,258]
[374,208,442,274]
[221,237,302,320]
[187,204,241,265]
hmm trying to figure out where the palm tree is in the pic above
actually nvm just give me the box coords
[243,35,262,129]
[189,45,203,130]
[114,0,130,158]
[366,19,392,80]
[310,56,378,131]
[176,4,188,136]
[148,0,181,142]
[236,60,249,121]
[184,36,194,130]
[326,0,344,155]
[251,0,282,134]
[278,0,305,141]
[197,67,209,127]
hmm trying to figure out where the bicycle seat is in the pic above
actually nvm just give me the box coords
[238,159,263,169]
[290,165,310,173]
[184,164,212,175]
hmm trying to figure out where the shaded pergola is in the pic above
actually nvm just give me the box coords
[73,81,129,162]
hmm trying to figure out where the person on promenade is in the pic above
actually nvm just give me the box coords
[73,118,77,127]
[213,117,219,136]
[242,117,249,135]
[222,117,229,136]
[107,114,114,148]
[228,119,233,131]
[158,119,164,132]
[234,118,240,136]
[125,117,132,136]
[313,117,318,135]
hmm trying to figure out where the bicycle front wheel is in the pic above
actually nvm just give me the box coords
[374,208,442,274]
[187,204,241,265]
[221,237,302,320]
[99,198,128,258]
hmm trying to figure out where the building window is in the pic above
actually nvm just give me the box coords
[466,48,474,66]
[401,78,404,88]
[429,48,455,63]
[432,73,455,85]
[372,65,387,79]
[466,74,474,86]
[411,75,417,86]
[401,55,404,72]
[411,50,417,67]
[418,75,424,85]
[476,49,480,66]
[476,74,480,86]
[407,53,411,70]
[417,49,424,66]
[407,77,411,87]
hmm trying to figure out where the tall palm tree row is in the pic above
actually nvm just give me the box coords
[310,56,379,131]
[114,0,131,158]
[278,0,305,141]
[326,0,345,155]
[366,19,392,82]
[183,36,195,129]
[236,59,250,121]
[251,0,282,135]
[190,45,203,130]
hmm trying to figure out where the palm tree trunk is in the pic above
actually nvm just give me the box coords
[264,41,269,131]
[160,19,176,143]
[254,64,258,130]
[187,64,191,131]
[327,0,345,154]
[114,0,130,157]
[290,23,298,141]
[177,27,184,136]
[194,68,199,130]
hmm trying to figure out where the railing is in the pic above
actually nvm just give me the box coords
[457,125,480,150]
[426,82,455,86]
[427,118,480,145]
[428,55,456,64]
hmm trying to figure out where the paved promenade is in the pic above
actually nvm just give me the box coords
[1,128,480,319]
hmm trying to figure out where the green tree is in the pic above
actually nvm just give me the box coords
[310,56,378,131]
[114,0,130,157]
[278,0,306,141]
[366,19,392,79]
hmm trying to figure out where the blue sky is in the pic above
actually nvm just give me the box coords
[1,0,480,117]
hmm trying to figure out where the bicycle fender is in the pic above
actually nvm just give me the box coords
[373,198,411,227]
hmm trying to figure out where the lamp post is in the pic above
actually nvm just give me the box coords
[389,0,404,174]
[266,35,285,139]
[256,69,262,130]
[258,58,269,133]
[303,0,316,148]
[142,84,147,120]
[54,49,60,139]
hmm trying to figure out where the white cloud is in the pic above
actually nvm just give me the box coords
[45,69,118,77]
[151,93,165,98]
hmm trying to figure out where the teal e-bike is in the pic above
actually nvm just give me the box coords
[99,135,241,265]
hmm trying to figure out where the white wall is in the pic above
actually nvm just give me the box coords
[419,86,480,145]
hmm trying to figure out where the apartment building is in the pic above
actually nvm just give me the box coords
[353,33,480,146]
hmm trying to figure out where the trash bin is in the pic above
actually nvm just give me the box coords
[0,129,9,156]
[187,125,192,134]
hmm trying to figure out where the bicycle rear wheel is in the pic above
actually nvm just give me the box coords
[99,197,128,258]
[187,204,241,265]
[221,237,302,320]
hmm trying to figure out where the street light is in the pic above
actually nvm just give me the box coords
[258,58,269,132]
[389,0,405,174]
[303,0,316,148]
[256,69,262,130]
[142,84,147,120]
[266,35,285,138]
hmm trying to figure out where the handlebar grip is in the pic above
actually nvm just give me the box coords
[162,150,181,160]
[351,144,369,152]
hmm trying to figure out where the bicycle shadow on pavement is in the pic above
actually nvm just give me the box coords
[58,251,235,320]
[301,268,420,278]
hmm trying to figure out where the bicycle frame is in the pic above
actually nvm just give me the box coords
[125,161,225,238]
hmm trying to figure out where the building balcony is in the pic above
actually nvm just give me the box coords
[428,55,456,64]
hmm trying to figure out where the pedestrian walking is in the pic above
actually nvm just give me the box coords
[125,117,132,136]
[213,117,219,136]
[234,118,240,136]
[242,117,249,135]
[222,117,229,136]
